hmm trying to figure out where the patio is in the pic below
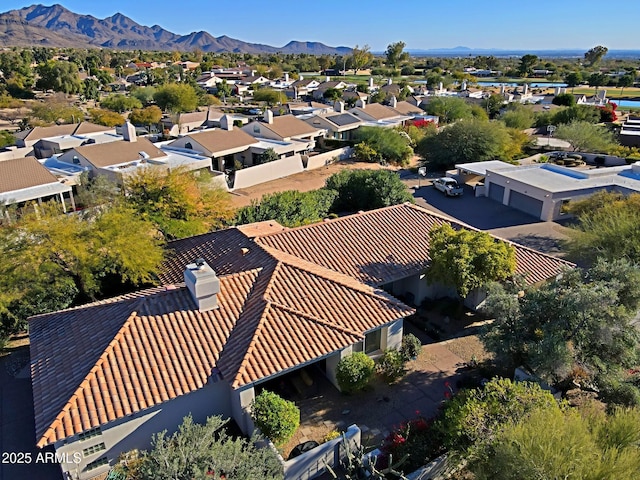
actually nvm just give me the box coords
[280,336,490,459]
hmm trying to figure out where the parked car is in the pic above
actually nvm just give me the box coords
[433,177,463,197]
[248,108,263,115]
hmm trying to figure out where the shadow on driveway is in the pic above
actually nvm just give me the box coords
[0,346,62,480]
[412,184,541,230]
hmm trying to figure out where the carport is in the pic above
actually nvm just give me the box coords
[454,160,513,187]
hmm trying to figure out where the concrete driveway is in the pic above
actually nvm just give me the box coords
[0,348,62,480]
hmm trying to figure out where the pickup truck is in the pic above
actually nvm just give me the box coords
[433,177,464,197]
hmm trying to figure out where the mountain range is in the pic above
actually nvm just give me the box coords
[0,4,352,54]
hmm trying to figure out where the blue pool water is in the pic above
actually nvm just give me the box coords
[541,163,588,179]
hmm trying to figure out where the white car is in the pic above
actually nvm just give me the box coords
[433,177,464,197]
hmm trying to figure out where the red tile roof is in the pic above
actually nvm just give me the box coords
[31,231,412,447]
[256,203,573,286]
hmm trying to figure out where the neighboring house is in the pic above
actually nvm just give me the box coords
[167,117,260,171]
[57,123,212,183]
[31,128,121,160]
[304,102,363,141]
[391,99,426,117]
[239,75,271,86]
[255,203,572,307]
[312,80,348,100]
[0,156,75,214]
[161,108,218,137]
[573,94,588,105]
[619,116,640,147]
[470,159,640,220]
[348,100,410,127]
[196,72,223,89]
[30,225,413,480]
[287,101,334,117]
[14,123,113,150]
[242,112,325,148]
[342,89,369,103]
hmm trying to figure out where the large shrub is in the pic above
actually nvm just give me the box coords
[335,352,375,394]
[251,390,300,445]
[376,349,406,383]
[400,333,422,361]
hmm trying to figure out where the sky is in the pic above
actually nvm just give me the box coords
[4,0,640,51]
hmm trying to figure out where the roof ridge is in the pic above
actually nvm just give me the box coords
[37,308,141,447]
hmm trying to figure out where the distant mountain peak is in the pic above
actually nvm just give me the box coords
[0,3,351,54]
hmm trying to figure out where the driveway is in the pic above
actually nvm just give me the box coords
[411,183,540,230]
[0,348,62,480]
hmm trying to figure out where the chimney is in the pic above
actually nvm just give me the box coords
[284,72,289,83]
[523,84,529,95]
[368,77,374,88]
[220,114,233,131]
[184,259,220,312]
[299,75,304,81]
[387,78,392,86]
[461,80,467,91]
[122,120,137,142]
[326,75,331,82]
[263,110,274,124]
[438,82,443,91]
[334,100,344,112]
[390,96,397,108]
[500,84,506,94]
[355,98,366,109]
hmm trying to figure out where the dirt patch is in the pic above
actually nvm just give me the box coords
[230,160,399,207]
[442,336,493,364]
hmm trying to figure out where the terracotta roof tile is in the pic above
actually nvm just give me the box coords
[256,203,573,286]
[31,228,413,447]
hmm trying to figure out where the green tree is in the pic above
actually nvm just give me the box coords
[124,167,235,239]
[0,130,15,148]
[517,54,538,77]
[564,191,640,264]
[552,92,577,106]
[215,79,232,99]
[30,97,84,125]
[565,71,583,91]
[385,41,409,70]
[255,147,279,165]
[427,224,516,298]
[129,105,163,129]
[235,189,336,228]
[130,86,157,105]
[101,93,143,113]
[88,108,125,127]
[349,44,373,74]
[252,88,286,105]
[481,94,505,118]
[36,60,83,94]
[424,96,472,124]
[499,104,535,129]
[472,407,640,480]
[136,415,283,480]
[325,169,413,212]
[323,87,343,101]
[83,78,100,101]
[0,203,164,338]
[617,73,635,102]
[482,258,640,404]
[589,72,608,92]
[555,120,616,152]
[251,390,300,445]
[352,126,413,166]
[417,119,518,169]
[552,104,601,125]
[154,83,199,113]
[584,45,609,66]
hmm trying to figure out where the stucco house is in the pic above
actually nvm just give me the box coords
[29,203,571,479]
[0,156,75,214]
[57,123,212,184]
[14,122,115,157]
[348,99,410,127]
[304,102,363,141]
[242,112,325,148]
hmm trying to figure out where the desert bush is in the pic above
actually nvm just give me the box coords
[376,349,406,383]
[400,334,422,361]
[335,352,375,394]
[251,390,300,445]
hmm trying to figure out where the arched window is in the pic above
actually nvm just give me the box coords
[185,142,193,149]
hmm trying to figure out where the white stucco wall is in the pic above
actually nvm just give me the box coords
[230,386,256,435]
[232,156,304,190]
[305,147,352,170]
[54,380,232,480]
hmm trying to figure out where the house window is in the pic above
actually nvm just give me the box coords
[72,156,80,165]
[560,199,571,215]
[253,125,260,134]
[78,427,102,442]
[364,329,382,354]
[185,142,193,149]
[82,443,106,457]
[86,456,108,471]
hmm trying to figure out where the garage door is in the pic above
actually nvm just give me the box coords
[508,191,543,218]
[488,183,505,202]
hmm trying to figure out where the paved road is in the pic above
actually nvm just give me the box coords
[0,348,62,480]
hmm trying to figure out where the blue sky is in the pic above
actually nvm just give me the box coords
[5,0,640,51]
